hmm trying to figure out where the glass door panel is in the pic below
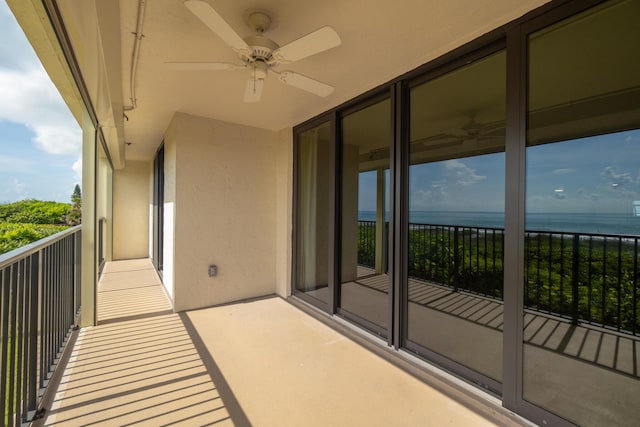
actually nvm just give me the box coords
[340,99,391,335]
[407,50,506,386]
[295,121,332,305]
[524,1,640,424]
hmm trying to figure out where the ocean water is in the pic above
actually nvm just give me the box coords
[358,211,640,235]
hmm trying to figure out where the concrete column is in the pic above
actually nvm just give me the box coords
[341,144,359,282]
[80,107,97,327]
[375,168,386,274]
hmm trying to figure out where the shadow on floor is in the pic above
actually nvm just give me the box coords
[354,266,640,379]
[41,259,251,427]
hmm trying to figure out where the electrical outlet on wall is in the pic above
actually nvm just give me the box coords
[208,265,218,277]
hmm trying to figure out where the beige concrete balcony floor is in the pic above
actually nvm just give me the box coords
[40,259,529,426]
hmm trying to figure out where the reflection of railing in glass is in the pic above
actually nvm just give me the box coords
[357,220,376,268]
[357,221,640,335]
[98,218,106,273]
[357,220,388,273]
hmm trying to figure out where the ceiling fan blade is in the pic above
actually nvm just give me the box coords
[442,128,469,138]
[478,122,506,137]
[244,79,264,103]
[421,136,460,147]
[165,62,244,71]
[273,26,341,63]
[411,136,464,150]
[275,71,334,97]
[184,0,249,53]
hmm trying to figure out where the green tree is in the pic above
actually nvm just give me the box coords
[0,199,70,224]
[65,184,82,225]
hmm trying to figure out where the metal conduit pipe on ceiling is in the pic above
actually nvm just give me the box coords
[124,0,147,112]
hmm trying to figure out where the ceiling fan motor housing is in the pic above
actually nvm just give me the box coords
[244,34,279,61]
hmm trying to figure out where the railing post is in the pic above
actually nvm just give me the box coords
[453,226,459,292]
[74,230,82,319]
[384,221,389,273]
[572,234,580,325]
[27,251,39,418]
[633,238,638,335]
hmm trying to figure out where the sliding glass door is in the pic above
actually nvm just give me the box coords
[294,120,333,307]
[339,98,391,336]
[152,145,164,273]
[523,1,640,424]
[406,50,506,388]
[292,1,639,423]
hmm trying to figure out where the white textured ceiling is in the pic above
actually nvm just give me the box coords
[118,0,549,161]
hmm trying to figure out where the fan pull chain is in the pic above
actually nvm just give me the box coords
[252,62,257,94]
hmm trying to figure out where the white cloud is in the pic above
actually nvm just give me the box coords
[0,154,35,172]
[72,156,82,183]
[11,177,28,199]
[0,2,82,202]
[625,134,640,144]
[600,166,633,187]
[0,67,81,155]
[443,159,486,186]
[551,168,576,175]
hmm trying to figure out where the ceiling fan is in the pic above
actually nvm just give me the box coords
[416,113,505,149]
[442,113,504,141]
[168,0,342,102]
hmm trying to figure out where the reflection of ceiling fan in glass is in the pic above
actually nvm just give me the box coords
[168,0,342,102]
[416,113,505,149]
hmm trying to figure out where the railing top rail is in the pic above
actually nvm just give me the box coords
[525,229,640,239]
[408,223,505,232]
[358,219,640,240]
[0,225,81,269]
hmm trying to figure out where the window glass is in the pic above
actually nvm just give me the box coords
[524,1,640,424]
[295,122,332,304]
[340,99,391,335]
[407,50,505,385]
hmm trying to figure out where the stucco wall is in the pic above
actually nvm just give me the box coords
[97,150,113,263]
[275,129,292,298]
[166,112,280,312]
[113,160,150,260]
[148,161,153,259]
[162,124,177,301]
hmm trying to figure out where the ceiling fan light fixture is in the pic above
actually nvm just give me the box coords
[251,60,269,80]
[244,78,264,103]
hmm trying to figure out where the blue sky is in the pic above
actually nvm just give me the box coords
[526,130,640,214]
[360,129,640,215]
[0,2,81,203]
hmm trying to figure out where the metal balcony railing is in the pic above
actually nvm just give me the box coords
[0,226,81,426]
[358,221,640,335]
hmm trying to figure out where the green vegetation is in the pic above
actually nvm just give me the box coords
[0,199,70,224]
[525,234,638,333]
[357,222,376,268]
[0,223,69,254]
[0,187,81,256]
[406,226,504,299]
[358,223,639,333]
[1,189,82,423]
